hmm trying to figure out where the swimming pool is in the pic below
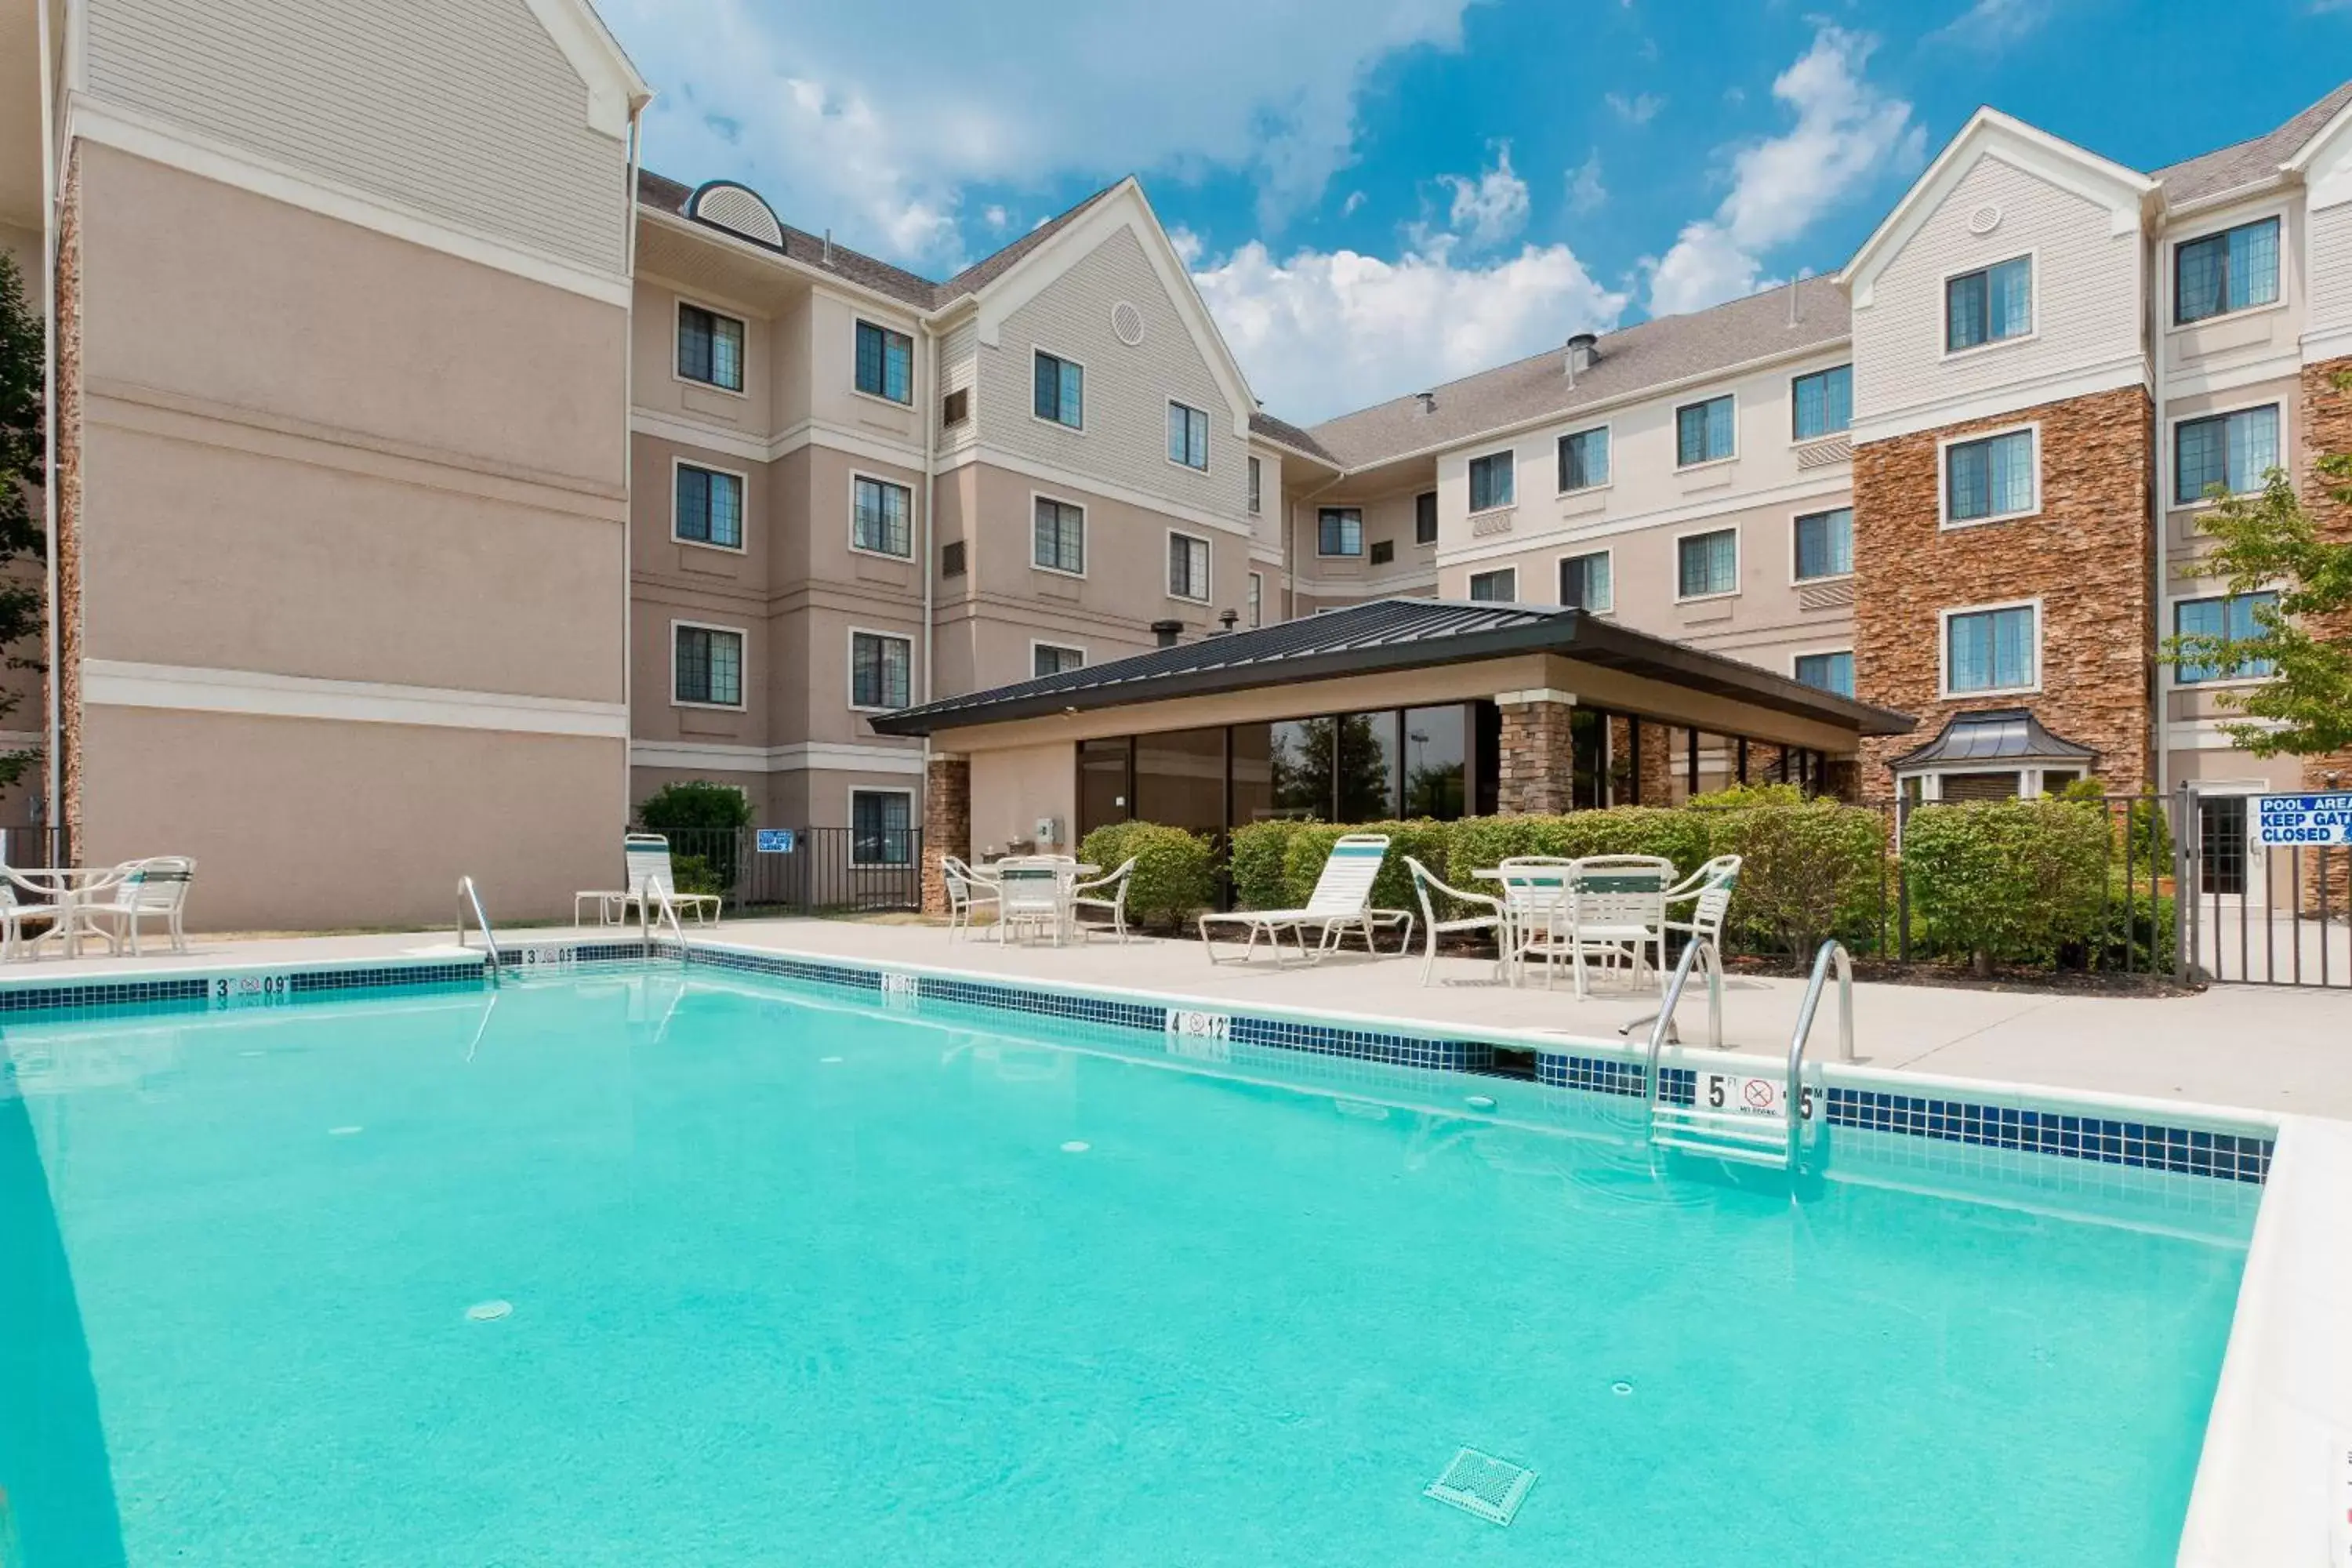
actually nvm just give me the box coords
[0,962,2260,1565]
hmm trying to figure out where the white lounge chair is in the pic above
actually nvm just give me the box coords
[78,856,197,956]
[1069,856,1136,943]
[940,855,1000,939]
[1198,833,1414,965]
[580,833,723,927]
[1403,855,1512,986]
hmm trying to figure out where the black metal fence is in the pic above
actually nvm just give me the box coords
[2173,785,2350,988]
[655,826,922,915]
[0,826,67,869]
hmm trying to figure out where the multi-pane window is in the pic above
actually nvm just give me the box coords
[1033,350,1083,427]
[1168,401,1210,470]
[674,463,743,548]
[1558,426,1610,491]
[1468,568,1515,603]
[1559,551,1610,612]
[1247,572,1262,628]
[1946,256,2033,351]
[1168,534,1210,601]
[1792,506,1853,580]
[854,320,913,404]
[1791,365,1853,439]
[2175,405,2279,504]
[1414,490,1439,545]
[2174,592,2278,684]
[677,304,745,391]
[1317,507,1363,557]
[1795,651,1856,698]
[850,631,913,710]
[1945,429,2035,523]
[1247,456,1261,515]
[851,476,912,557]
[1676,528,1738,598]
[1468,451,1515,511]
[673,625,743,706]
[1945,604,2038,694]
[2176,218,2281,325]
[1033,643,1085,678]
[1033,498,1085,575]
[851,789,913,866]
[1675,396,1735,466]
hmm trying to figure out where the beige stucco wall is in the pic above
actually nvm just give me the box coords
[969,742,1076,857]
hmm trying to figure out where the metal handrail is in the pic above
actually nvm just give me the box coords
[1641,935,1722,1109]
[637,882,690,962]
[1783,939,1855,1166]
[457,876,503,988]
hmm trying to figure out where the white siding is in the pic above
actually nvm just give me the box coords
[939,316,979,456]
[85,0,629,276]
[2313,201,2352,341]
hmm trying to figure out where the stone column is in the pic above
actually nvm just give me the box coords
[2296,358,2352,913]
[921,752,970,916]
[1494,688,1575,815]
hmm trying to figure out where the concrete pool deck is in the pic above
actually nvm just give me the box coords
[7,916,2349,1120]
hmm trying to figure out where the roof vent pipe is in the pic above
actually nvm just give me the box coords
[1151,619,1184,648]
[822,228,836,267]
[1564,332,1598,381]
[1216,609,1240,635]
[1787,281,1798,327]
[1415,390,1436,415]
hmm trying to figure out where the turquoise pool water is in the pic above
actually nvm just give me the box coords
[0,968,2256,1566]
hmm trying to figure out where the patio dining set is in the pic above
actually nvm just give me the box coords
[0,855,198,961]
[939,854,1138,946]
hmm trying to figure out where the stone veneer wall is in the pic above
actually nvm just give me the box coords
[2298,358,2352,913]
[920,753,968,916]
[1497,695,1572,814]
[53,149,82,851]
[1853,384,2154,796]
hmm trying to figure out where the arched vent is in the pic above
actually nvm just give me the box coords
[1109,300,1145,347]
[688,180,786,252]
[1966,203,2002,237]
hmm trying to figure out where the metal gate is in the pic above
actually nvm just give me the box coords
[2175,783,2351,987]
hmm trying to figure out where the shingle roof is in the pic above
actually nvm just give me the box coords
[1247,409,1340,466]
[868,596,1914,738]
[2153,80,2352,207]
[1890,708,2096,771]
[1300,274,1849,471]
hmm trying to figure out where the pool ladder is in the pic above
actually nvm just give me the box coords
[457,876,506,988]
[1644,939,1854,1171]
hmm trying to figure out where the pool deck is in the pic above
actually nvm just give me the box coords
[10,916,2351,1121]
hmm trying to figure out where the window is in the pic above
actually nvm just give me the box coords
[2198,794,2249,896]
[851,789,913,866]
[1795,651,1856,698]
[1675,396,1735,466]
[853,320,913,404]
[2175,405,2279,504]
[1468,568,1515,603]
[850,631,913,710]
[1168,401,1210,470]
[1946,256,2033,352]
[1944,429,2036,523]
[1791,365,1853,439]
[1247,572,1263,628]
[673,624,743,706]
[1414,490,1439,546]
[1469,451,1515,511]
[1944,604,2038,695]
[1033,642,1085,678]
[1792,506,1853,581]
[2174,591,2278,684]
[1033,350,1083,428]
[1247,456,1261,516]
[1558,426,1610,491]
[1559,550,1611,612]
[1676,528,1738,599]
[677,303,745,392]
[673,463,743,548]
[1168,533,1210,601]
[1033,497,1085,575]
[941,539,967,578]
[942,387,969,426]
[851,475,912,557]
[1370,539,1395,566]
[1317,507,1363,557]
[2176,218,2281,325]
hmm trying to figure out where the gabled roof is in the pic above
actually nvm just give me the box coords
[868,597,1915,738]
[934,182,1125,303]
[2160,80,2352,206]
[532,0,653,138]
[1890,708,2096,771]
[1248,410,1340,468]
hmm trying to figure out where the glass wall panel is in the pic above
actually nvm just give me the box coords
[1077,738,1131,840]
[1400,706,1467,819]
[1229,724,1274,826]
[1269,720,1330,819]
[1135,728,1226,834]
[1336,711,1401,822]
[1473,702,1501,818]
[1659,725,1695,806]
[1694,731,1737,797]
[1570,708,1606,811]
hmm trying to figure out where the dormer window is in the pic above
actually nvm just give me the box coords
[2176,218,2280,325]
[1945,256,2031,352]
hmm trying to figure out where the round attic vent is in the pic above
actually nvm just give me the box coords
[1966,203,2002,236]
[1110,300,1145,347]
[688,180,786,251]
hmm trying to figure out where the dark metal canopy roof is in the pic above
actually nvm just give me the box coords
[1889,707,2097,770]
[869,597,1915,739]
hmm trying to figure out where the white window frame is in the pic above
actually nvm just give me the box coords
[2167,399,2283,510]
[1029,490,1088,579]
[1936,421,2042,530]
[851,315,917,410]
[846,626,916,714]
[1898,765,2082,806]
[1247,571,1264,627]
[1672,394,1739,471]
[1789,645,1857,699]
[1030,345,1087,434]
[2165,203,2290,334]
[1788,363,1853,444]
[1316,506,1365,558]
[2166,588,2283,691]
[1554,546,1614,613]
[847,470,916,561]
[1788,503,1855,585]
[1467,448,1517,514]
[1247,455,1261,516]
[1414,489,1440,547]
[669,618,749,712]
[1467,566,1517,604]
[847,786,918,867]
[670,455,750,554]
[1167,529,1212,603]
[1029,639,1087,678]
[673,296,750,398]
[1555,422,1613,495]
[1166,398,1212,474]
[1671,523,1742,604]
[1939,249,2040,361]
[1938,597,2044,699]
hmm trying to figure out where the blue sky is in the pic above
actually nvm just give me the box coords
[599,0,2352,424]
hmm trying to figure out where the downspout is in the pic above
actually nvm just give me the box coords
[36,0,59,839]
[2148,212,2169,800]
[620,111,643,831]
[917,317,938,828]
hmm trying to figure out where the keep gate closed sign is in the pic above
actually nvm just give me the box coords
[2252,794,2352,848]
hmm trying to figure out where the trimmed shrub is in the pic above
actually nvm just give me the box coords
[1902,798,2111,973]
[1229,818,1309,910]
[637,780,755,891]
[1706,800,1888,964]
[1077,821,1217,931]
[669,852,723,897]
[2079,882,2177,975]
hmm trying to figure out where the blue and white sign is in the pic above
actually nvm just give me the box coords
[2253,793,2352,847]
[755,829,797,854]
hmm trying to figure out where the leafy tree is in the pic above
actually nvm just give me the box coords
[0,252,49,790]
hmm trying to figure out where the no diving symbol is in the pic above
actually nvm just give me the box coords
[1743,1078,1777,1112]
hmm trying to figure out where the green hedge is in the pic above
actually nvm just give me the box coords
[1076,821,1217,931]
[1902,798,2112,972]
[1707,797,1887,963]
[1229,818,1309,910]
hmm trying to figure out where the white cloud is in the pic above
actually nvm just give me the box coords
[604,0,1479,269]
[1439,144,1531,248]
[1566,149,1606,216]
[1605,91,1665,126]
[1646,27,1925,317]
[1186,232,1628,424]
[1926,0,2055,49]
[1341,190,1368,216]
[982,205,1009,231]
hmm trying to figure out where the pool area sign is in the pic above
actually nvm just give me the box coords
[2252,793,2352,847]
[755,829,797,854]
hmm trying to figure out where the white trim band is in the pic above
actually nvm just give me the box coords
[629,739,925,775]
[83,661,628,738]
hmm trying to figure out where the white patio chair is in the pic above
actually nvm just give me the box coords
[1197,833,1414,965]
[1663,854,1742,956]
[940,855,1000,940]
[1561,855,1675,1000]
[1069,856,1137,944]
[993,857,1071,946]
[1494,856,1578,987]
[598,833,723,927]
[1403,856,1512,986]
[0,875,71,961]
[77,856,197,956]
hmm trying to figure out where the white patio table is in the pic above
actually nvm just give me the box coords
[2,864,134,960]
[982,858,1097,946]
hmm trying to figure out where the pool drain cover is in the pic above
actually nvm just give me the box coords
[1424,1447,1535,1526]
